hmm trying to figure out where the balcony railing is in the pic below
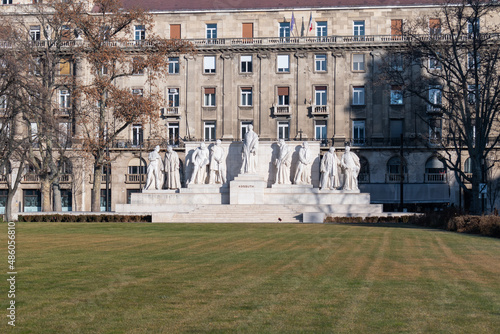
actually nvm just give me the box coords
[89,174,112,184]
[161,107,180,117]
[311,105,329,115]
[22,173,40,183]
[0,174,8,183]
[2,33,500,50]
[125,174,146,184]
[358,173,370,183]
[274,105,291,116]
[386,173,409,183]
[54,108,71,117]
[425,173,447,183]
[60,174,72,183]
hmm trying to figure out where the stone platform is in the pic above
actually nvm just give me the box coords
[116,173,383,223]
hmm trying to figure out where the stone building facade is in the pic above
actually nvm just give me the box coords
[1,0,497,214]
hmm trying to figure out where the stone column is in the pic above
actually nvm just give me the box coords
[333,52,346,146]
[221,52,234,140]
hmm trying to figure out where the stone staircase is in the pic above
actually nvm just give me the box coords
[152,204,302,223]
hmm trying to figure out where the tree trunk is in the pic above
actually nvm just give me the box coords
[5,189,16,222]
[53,181,62,212]
[40,178,52,212]
[91,167,102,212]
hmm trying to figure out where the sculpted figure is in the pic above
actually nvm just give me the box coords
[209,139,227,184]
[240,124,259,174]
[188,142,209,184]
[164,145,181,190]
[320,147,340,190]
[274,139,292,184]
[340,145,361,191]
[294,142,313,185]
[145,145,163,190]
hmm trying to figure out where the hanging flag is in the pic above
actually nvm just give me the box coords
[308,12,313,33]
[290,12,296,36]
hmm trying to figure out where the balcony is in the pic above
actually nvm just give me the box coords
[0,174,8,183]
[22,173,40,183]
[89,174,112,184]
[425,173,447,183]
[54,108,71,117]
[273,105,291,116]
[125,174,146,184]
[161,107,180,118]
[427,105,442,114]
[60,174,72,183]
[311,105,329,116]
[386,173,409,183]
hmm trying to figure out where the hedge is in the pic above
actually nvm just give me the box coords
[17,214,151,223]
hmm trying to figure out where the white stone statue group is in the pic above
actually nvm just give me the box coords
[144,145,181,190]
[144,123,361,191]
[320,145,361,191]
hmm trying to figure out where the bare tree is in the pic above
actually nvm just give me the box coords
[381,0,500,214]
[66,0,193,211]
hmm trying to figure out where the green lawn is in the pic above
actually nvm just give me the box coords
[1,223,499,333]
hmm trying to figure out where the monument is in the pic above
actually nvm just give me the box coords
[164,145,181,190]
[187,142,209,185]
[209,140,227,185]
[145,145,163,190]
[274,139,292,185]
[240,124,259,174]
[340,144,361,191]
[320,147,340,190]
[294,141,313,185]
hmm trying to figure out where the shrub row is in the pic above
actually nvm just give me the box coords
[17,214,151,223]
[325,215,414,224]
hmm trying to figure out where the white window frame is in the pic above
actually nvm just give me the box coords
[168,122,179,146]
[353,20,365,36]
[240,87,253,106]
[352,54,365,71]
[315,120,327,141]
[279,22,290,38]
[315,54,327,72]
[277,55,290,73]
[316,21,327,37]
[134,25,145,41]
[204,121,216,142]
[390,86,403,105]
[353,120,366,145]
[59,89,71,109]
[132,124,143,147]
[30,26,41,41]
[240,121,252,140]
[204,89,216,107]
[168,57,179,74]
[240,55,252,73]
[277,121,289,140]
[0,95,7,109]
[315,87,327,106]
[204,56,216,74]
[428,85,442,107]
[352,86,365,106]
[167,88,179,107]
[206,24,217,39]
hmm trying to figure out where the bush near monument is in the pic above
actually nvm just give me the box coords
[17,214,151,223]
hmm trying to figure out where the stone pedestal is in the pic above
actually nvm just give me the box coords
[230,173,267,204]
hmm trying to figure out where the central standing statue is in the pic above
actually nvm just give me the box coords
[294,142,313,185]
[145,145,163,190]
[188,142,210,184]
[274,139,292,184]
[240,124,259,174]
[164,145,181,190]
[320,147,340,190]
[209,139,227,184]
[341,144,361,191]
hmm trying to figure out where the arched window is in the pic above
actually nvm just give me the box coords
[425,157,446,182]
[126,157,146,183]
[358,156,370,183]
[464,158,472,174]
[386,156,407,182]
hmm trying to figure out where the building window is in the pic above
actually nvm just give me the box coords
[429,18,441,35]
[240,55,252,73]
[2,0,13,4]
[132,57,144,75]
[391,53,404,71]
[316,21,327,37]
[352,54,365,71]
[170,24,181,39]
[240,87,253,106]
[59,89,71,110]
[0,95,7,109]
[278,121,289,140]
[353,20,365,36]
[204,88,216,107]
[468,52,480,69]
[468,84,479,105]
[204,55,216,74]
[429,54,441,69]
[206,23,217,39]
[23,189,41,213]
[242,23,253,39]
[168,57,179,74]
[131,88,143,97]
[278,87,289,105]
[468,18,480,35]
[277,55,290,73]
[315,120,327,142]
[428,85,442,110]
[240,121,252,140]
[59,58,71,75]
[315,54,327,72]
[391,19,403,38]
[315,86,327,106]
[59,122,71,147]
[134,25,145,41]
[279,22,290,40]
[429,118,442,145]
[353,120,365,145]
[0,190,6,215]
[100,189,111,212]
[390,119,403,145]
[132,124,143,147]
[30,26,41,41]
[390,85,403,105]
[127,189,141,204]
[168,122,179,146]
[204,121,216,141]
[352,86,365,105]
[168,88,179,107]
[387,156,408,181]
